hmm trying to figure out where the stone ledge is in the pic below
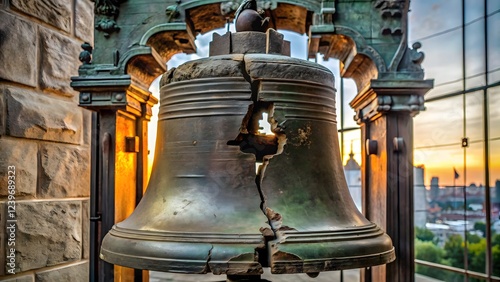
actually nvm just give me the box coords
[4,87,83,144]
[35,260,88,282]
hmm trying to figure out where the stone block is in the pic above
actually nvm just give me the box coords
[0,273,34,282]
[75,0,94,43]
[0,11,37,87]
[39,27,81,98]
[15,200,82,272]
[82,200,89,259]
[4,87,82,144]
[35,261,88,282]
[0,138,37,198]
[10,0,71,32]
[38,143,90,198]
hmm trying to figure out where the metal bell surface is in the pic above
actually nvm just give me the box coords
[100,29,395,277]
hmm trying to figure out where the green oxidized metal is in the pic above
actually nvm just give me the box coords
[100,29,395,278]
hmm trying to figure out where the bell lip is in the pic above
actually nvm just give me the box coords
[269,247,396,274]
[268,224,396,273]
[100,225,265,275]
[109,224,265,243]
[100,223,395,274]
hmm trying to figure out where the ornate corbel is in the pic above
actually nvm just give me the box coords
[92,0,125,38]
[374,0,406,35]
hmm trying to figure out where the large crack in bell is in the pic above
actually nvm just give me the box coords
[227,57,289,268]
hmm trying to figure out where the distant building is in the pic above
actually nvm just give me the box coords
[414,166,427,228]
[344,150,362,212]
[430,177,439,202]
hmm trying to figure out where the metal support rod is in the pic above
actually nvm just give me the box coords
[89,112,100,282]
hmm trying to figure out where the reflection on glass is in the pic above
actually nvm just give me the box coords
[414,95,463,148]
[466,91,484,142]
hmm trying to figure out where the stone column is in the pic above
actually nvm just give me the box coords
[71,69,158,282]
[350,79,433,282]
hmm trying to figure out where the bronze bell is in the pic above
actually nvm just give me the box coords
[100,28,395,278]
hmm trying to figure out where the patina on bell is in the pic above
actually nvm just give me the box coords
[99,26,395,277]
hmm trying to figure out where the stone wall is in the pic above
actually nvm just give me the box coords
[0,0,93,281]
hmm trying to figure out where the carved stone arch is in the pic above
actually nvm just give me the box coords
[310,25,388,91]
[117,23,197,87]
[181,1,316,36]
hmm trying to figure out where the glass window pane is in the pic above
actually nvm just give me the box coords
[465,142,486,274]
[341,129,362,212]
[465,19,486,89]
[414,146,464,188]
[414,165,427,229]
[487,0,500,14]
[415,95,464,148]
[409,0,462,41]
[341,129,362,165]
[342,78,359,129]
[491,140,500,278]
[487,9,500,83]
[489,87,500,278]
[420,29,464,98]
[415,262,466,281]
[465,0,485,23]
[466,91,484,142]
[488,86,500,140]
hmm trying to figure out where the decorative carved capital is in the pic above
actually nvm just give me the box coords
[71,69,158,116]
[350,79,433,124]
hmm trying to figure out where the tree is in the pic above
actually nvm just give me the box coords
[468,238,486,274]
[415,227,436,243]
[444,234,464,268]
[473,221,486,237]
[415,239,450,280]
[467,232,482,244]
